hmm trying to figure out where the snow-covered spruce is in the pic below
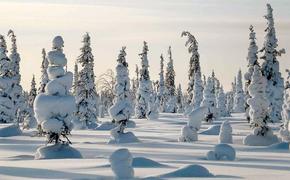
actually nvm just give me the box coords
[219,120,233,144]
[23,75,37,129]
[7,30,26,124]
[176,84,184,113]
[179,106,208,142]
[244,25,259,121]
[164,46,177,113]
[260,4,285,123]
[279,69,290,141]
[243,65,279,146]
[38,48,49,93]
[206,144,236,161]
[201,77,216,123]
[233,69,245,113]
[109,148,134,179]
[75,33,99,129]
[34,36,81,159]
[135,41,153,119]
[108,47,138,144]
[217,86,228,117]
[72,62,79,96]
[157,54,166,112]
[0,35,15,123]
[191,71,203,110]
[225,80,236,115]
[181,31,201,105]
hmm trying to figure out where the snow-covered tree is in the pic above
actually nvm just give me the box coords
[279,69,290,141]
[233,69,245,113]
[34,36,75,144]
[165,46,176,97]
[157,54,166,112]
[191,71,203,110]
[109,47,133,132]
[7,30,26,124]
[201,77,216,123]
[244,65,279,146]
[226,80,236,115]
[38,48,49,93]
[0,35,15,123]
[244,25,259,122]
[23,76,37,129]
[176,84,184,113]
[135,41,152,118]
[75,33,99,128]
[260,4,285,122]
[181,31,201,104]
[219,120,233,144]
[72,62,79,96]
[217,86,227,117]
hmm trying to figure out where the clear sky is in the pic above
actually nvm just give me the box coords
[0,0,289,91]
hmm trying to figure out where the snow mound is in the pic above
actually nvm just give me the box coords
[206,144,236,161]
[267,142,289,150]
[200,125,221,135]
[108,131,139,144]
[35,144,82,160]
[0,124,22,137]
[109,148,134,179]
[95,121,116,130]
[159,164,213,178]
[243,131,279,146]
[132,157,167,168]
[178,125,198,142]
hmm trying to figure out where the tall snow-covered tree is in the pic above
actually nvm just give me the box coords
[201,77,216,123]
[260,4,285,122]
[233,69,245,113]
[34,36,75,144]
[38,48,49,93]
[226,80,236,115]
[244,25,259,121]
[176,84,184,113]
[165,46,177,113]
[28,75,37,107]
[109,47,133,132]
[135,41,152,118]
[191,71,203,110]
[75,33,99,128]
[7,30,26,123]
[157,54,166,111]
[279,69,290,141]
[0,35,15,123]
[181,31,201,104]
[165,46,176,96]
[217,86,227,117]
[244,65,279,146]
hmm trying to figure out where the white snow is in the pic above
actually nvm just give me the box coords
[0,124,22,137]
[206,143,236,161]
[35,144,82,160]
[200,124,221,135]
[159,164,213,178]
[109,148,134,179]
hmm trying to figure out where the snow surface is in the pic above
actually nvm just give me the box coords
[206,143,236,161]
[35,144,82,160]
[0,113,290,179]
[0,124,22,137]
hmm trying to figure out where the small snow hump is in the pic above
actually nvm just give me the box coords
[159,164,213,178]
[109,148,134,179]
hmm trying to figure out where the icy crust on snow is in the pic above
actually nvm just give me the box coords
[159,164,213,178]
[200,124,221,135]
[243,128,279,146]
[179,106,207,142]
[0,124,22,137]
[206,144,236,161]
[35,144,82,160]
[109,148,134,179]
[34,94,75,133]
[108,125,139,144]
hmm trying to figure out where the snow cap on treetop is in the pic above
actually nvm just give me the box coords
[53,36,64,49]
